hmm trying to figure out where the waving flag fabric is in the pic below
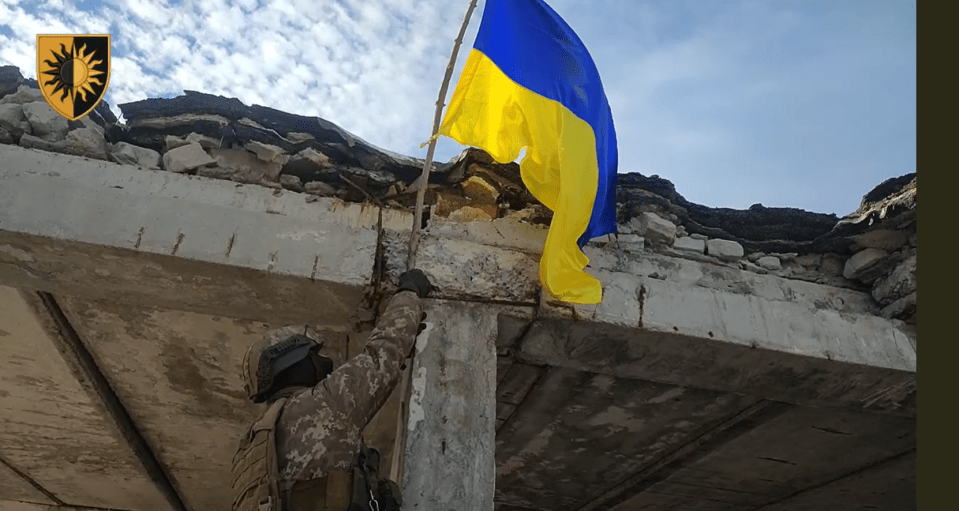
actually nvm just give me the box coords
[438,0,618,304]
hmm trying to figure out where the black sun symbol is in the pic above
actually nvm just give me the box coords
[41,42,106,102]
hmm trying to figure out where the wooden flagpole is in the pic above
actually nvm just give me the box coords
[406,0,480,271]
[391,0,480,485]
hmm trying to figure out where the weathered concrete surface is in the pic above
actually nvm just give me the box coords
[0,286,168,510]
[494,367,761,510]
[509,260,916,416]
[761,450,914,511]
[598,406,915,511]
[402,300,497,511]
[57,296,269,511]
[0,144,394,327]
[0,458,54,506]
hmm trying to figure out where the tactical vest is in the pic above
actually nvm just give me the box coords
[231,395,402,511]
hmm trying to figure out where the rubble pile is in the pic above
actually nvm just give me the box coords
[0,66,916,323]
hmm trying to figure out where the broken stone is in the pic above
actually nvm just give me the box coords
[872,254,916,306]
[110,142,161,169]
[843,248,889,281]
[756,256,782,271]
[0,85,44,105]
[617,223,632,234]
[186,131,224,150]
[706,239,744,261]
[21,101,69,141]
[689,233,708,241]
[640,212,676,246]
[880,291,916,322]
[740,260,768,274]
[195,166,236,180]
[286,132,314,144]
[675,224,687,237]
[771,252,798,262]
[162,142,216,173]
[461,176,499,204]
[246,140,289,165]
[615,234,645,252]
[0,103,31,142]
[435,192,497,219]
[628,216,646,236]
[852,229,909,251]
[449,206,493,222]
[673,236,705,254]
[280,174,304,192]
[209,147,283,183]
[289,147,332,170]
[164,135,191,151]
[909,233,916,247]
[795,254,823,269]
[19,127,109,161]
[304,181,338,196]
[819,253,845,276]
[747,252,764,263]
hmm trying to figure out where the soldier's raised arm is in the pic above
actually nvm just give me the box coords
[273,269,431,479]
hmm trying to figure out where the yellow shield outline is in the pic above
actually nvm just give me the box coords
[36,34,111,121]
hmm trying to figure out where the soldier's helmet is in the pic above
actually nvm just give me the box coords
[241,326,334,403]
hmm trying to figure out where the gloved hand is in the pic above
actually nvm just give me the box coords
[398,269,432,298]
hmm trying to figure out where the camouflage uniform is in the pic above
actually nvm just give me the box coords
[274,290,423,480]
[232,289,424,510]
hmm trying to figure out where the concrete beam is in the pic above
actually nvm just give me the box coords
[517,274,916,416]
[0,145,385,328]
[402,300,497,511]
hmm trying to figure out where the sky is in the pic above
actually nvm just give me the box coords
[0,0,915,216]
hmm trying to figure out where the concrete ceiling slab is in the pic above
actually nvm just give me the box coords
[0,458,54,506]
[0,286,169,510]
[764,450,915,511]
[494,367,760,511]
[56,296,279,511]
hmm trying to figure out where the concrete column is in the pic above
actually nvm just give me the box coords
[401,300,497,511]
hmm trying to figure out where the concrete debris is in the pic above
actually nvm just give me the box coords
[283,147,333,176]
[909,233,916,247]
[880,291,916,323]
[689,233,708,241]
[246,140,290,165]
[852,229,909,252]
[462,176,499,204]
[0,103,30,142]
[872,253,916,306]
[185,131,224,150]
[110,142,162,169]
[795,253,823,269]
[280,174,304,192]
[21,101,69,141]
[209,147,283,183]
[675,224,687,237]
[162,142,216,173]
[740,260,768,274]
[449,206,493,222]
[0,84,44,105]
[747,252,764,263]
[628,216,646,236]
[616,234,645,252]
[19,126,109,161]
[640,212,677,246]
[164,134,191,151]
[819,253,845,277]
[672,236,705,254]
[843,248,889,281]
[0,127,11,144]
[304,181,338,197]
[756,256,782,271]
[706,239,744,262]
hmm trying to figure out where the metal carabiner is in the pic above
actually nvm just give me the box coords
[369,488,380,511]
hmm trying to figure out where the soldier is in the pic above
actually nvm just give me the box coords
[232,269,432,511]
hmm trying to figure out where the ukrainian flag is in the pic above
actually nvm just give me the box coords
[438,0,618,305]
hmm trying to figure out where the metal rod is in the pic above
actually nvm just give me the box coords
[406,0,480,271]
